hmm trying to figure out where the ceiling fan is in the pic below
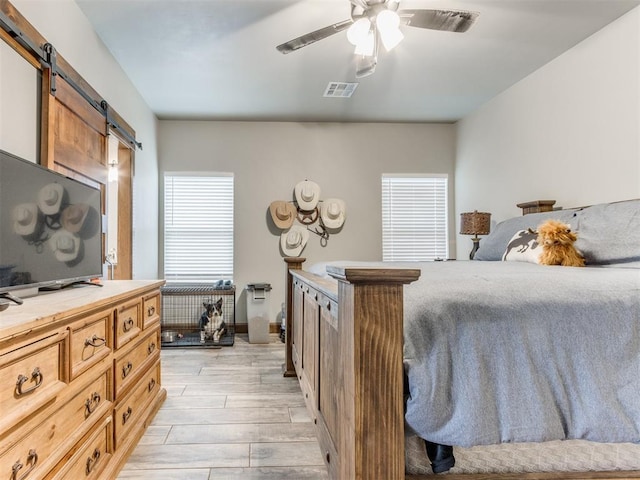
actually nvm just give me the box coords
[276,0,479,78]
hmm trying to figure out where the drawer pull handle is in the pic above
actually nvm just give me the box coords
[11,449,38,480]
[85,448,101,475]
[122,362,133,379]
[147,342,156,355]
[84,335,106,348]
[122,318,135,332]
[84,392,101,416]
[15,368,43,396]
[122,406,132,424]
[147,305,155,317]
[148,378,156,392]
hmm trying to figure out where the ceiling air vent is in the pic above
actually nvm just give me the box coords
[323,82,358,98]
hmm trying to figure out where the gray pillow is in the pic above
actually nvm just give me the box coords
[572,199,640,265]
[474,209,579,261]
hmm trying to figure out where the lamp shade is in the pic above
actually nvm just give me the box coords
[460,211,491,236]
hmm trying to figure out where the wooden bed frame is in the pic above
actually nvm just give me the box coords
[282,257,640,480]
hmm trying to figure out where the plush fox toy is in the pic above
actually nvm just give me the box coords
[536,220,585,267]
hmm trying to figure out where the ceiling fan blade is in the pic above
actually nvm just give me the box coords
[276,19,353,54]
[398,9,479,33]
[350,0,369,9]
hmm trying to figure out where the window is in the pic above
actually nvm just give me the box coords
[381,174,448,261]
[164,173,234,282]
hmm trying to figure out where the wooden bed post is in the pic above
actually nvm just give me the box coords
[283,257,305,377]
[327,266,420,480]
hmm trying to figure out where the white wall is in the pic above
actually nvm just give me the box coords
[455,7,640,259]
[0,41,38,161]
[7,0,160,279]
[158,121,456,324]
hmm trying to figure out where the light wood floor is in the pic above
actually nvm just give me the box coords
[117,334,329,479]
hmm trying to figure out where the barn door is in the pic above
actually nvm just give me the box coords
[40,72,134,279]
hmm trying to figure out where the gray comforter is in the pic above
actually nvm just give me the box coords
[402,261,640,447]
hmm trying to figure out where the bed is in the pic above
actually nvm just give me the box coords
[282,198,640,479]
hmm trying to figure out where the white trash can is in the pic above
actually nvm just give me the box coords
[246,283,271,344]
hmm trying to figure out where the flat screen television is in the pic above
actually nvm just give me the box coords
[0,149,103,305]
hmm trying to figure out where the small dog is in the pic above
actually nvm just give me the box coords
[536,220,585,267]
[199,298,226,343]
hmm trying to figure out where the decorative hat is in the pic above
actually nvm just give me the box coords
[320,198,346,229]
[280,225,309,257]
[50,230,81,262]
[12,203,40,236]
[269,201,296,229]
[37,183,65,215]
[294,180,321,211]
[61,204,90,233]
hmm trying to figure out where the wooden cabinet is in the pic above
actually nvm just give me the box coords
[291,280,304,373]
[301,286,318,401]
[0,280,165,480]
[0,332,68,436]
[291,276,341,477]
[317,295,340,478]
[68,309,113,380]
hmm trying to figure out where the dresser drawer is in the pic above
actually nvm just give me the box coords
[142,291,161,329]
[114,327,160,398]
[49,414,113,480]
[114,299,142,350]
[0,332,67,435]
[114,360,160,448]
[0,367,111,479]
[68,310,113,380]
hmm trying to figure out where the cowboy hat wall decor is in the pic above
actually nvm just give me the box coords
[12,203,42,237]
[37,183,65,215]
[269,201,296,229]
[320,198,346,229]
[50,229,81,262]
[61,204,90,234]
[294,180,321,211]
[280,225,309,257]
[270,179,346,256]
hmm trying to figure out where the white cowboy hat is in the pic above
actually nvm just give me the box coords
[61,203,90,234]
[269,201,296,229]
[280,225,309,257]
[320,198,346,229]
[294,180,321,211]
[50,230,81,262]
[37,183,65,215]
[12,203,40,236]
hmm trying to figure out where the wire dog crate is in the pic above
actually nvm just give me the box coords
[160,284,235,348]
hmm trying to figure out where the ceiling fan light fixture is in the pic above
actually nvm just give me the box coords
[377,10,404,51]
[379,25,403,51]
[376,9,400,31]
[347,18,371,46]
[354,30,375,56]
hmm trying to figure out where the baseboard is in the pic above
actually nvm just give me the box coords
[235,323,281,334]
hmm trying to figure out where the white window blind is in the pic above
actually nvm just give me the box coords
[382,174,448,261]
[164,173,234,282]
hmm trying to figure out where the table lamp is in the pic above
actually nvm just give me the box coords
[460,210,491,260]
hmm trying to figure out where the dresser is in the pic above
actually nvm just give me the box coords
[0,280,166,480]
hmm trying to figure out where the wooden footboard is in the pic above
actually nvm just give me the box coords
[283,258,640,480]
[284,257,420,479]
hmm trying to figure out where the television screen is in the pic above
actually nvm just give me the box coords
[0,149,103,295]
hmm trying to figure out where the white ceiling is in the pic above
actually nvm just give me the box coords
[75,0,640,123]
